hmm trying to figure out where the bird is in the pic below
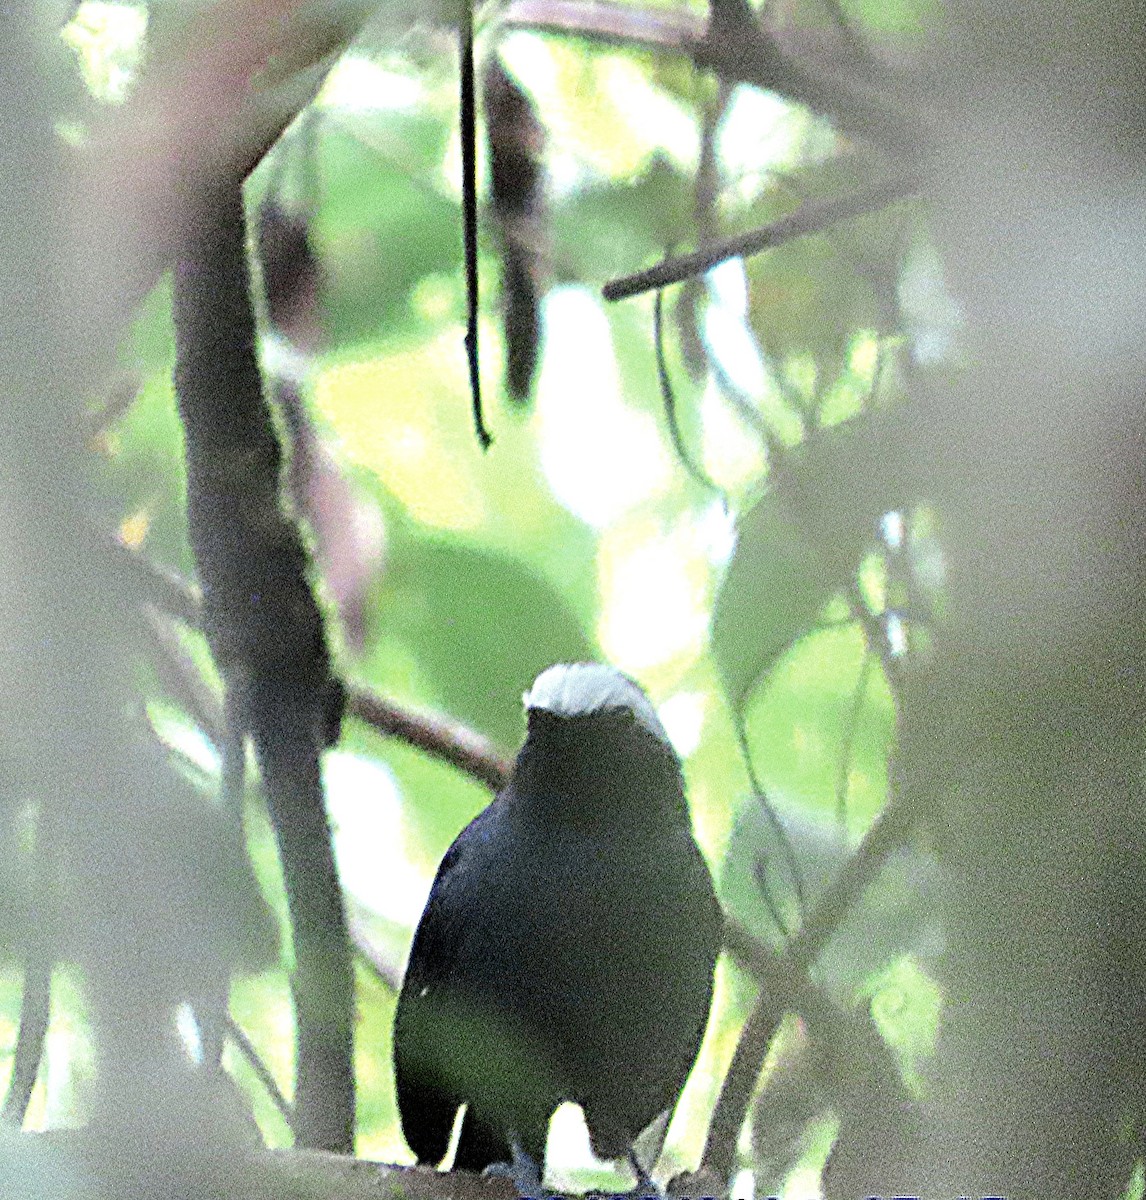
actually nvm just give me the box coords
[392,662,721,1190]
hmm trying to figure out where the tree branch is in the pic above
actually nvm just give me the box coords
[16,1139,521,1200]
[500,0,703,51]
[107,539,513,791]
[703,769,921,1176]
[173,176,354,1152]
[500,0,923,158]
[498,0,882,71]
[346,689,511,791]
[603,169,925,302]
[1,951,51,1128]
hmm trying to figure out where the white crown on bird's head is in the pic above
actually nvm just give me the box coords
[523,662,672,750]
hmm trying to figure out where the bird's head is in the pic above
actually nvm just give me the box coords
[512,662,686,826]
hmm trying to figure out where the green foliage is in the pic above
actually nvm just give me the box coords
[711,414,905,708]
[22,1,956,1183]
[721,791,942,1003]
[552,155,696,283]
[368,532,593,748]
[311,117,462,350]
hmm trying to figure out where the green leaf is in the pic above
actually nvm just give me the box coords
[553,155,696,285]
[711,412,905,706]
[369,532,595,750]
[738,623,894,832]
[721,795,943,1004]
[312,119,460,351]
[715,490,833,707]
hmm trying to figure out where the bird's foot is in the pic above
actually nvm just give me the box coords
[482,1138,545,1199]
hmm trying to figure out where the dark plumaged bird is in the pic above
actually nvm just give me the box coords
[393,662,721,1189]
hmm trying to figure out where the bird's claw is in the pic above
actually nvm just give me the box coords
[481,1139,545,1198]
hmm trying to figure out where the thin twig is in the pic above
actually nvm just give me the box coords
[847,575,897,691]
[460,1,492,450]
[501,0,927,168]
[498,0,888,83]
[733,711,806,920]
[1,949,51,1127]
[347,687,511,792]
[834,648,874,833]
[693,80,727,249]
[140,608,222,739]
[673,78,730,383]
[602,170,925,302]
[696,0,920,156]
[500,0,703,50]
[752,854,793,941]
[652,290,725,497]
[105,533,200,624]
[225,1016,294,1128]
[81,370,143,440]
[710,351,784,462]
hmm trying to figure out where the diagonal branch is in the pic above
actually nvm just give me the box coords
[106,538,513,791]
[500,0,923,157]
[500,0,703,50]
[603,168,925,301]
[347,689,510,791]
[703,762,921,1176]
[226,1016,294,1129]
[696,0,920,155]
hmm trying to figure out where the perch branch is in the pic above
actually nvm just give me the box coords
[732,711,807,922]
